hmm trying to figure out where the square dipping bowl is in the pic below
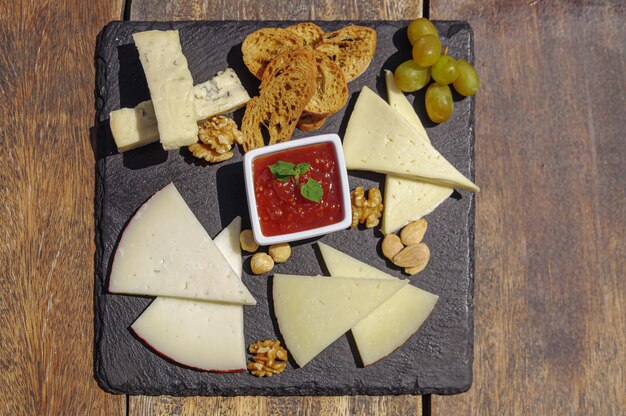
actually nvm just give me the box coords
[243,134,352,245]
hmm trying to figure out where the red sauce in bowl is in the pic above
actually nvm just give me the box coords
[252,142,344,237]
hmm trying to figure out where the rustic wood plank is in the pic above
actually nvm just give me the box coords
[127,1,424,414]
[430,1,626,414]
[0,0,127,414]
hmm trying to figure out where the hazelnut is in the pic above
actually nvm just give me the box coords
[240,230,259,252]
[269,243,291,263]
[250,253,274,274]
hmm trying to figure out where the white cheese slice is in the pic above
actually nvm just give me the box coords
[213,216,242,278]
[131,297,246,372]
[130,218,247,372]
[273,274,408,367]
[109,101,159,152]
[342,86,479,192]
[133,30,198,150]
[109,68,250,152]
[318,242,438,366]
[109,183,255,305]
[380,71,454,234]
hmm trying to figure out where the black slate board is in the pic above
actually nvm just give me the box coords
[94,20,475,396]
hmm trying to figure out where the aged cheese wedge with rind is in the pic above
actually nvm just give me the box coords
[130,217,247,372]
[109,183,256,305]
[381,71,454,234]
[273,273,408,367]
[110,68,250,152]
[133,30,198,150]
[318,242,439,366]
[343,86,479,192]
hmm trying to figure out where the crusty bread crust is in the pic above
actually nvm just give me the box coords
[242,28,306,79]
[297,113,327,132]
[286,22,325,48]
[315,25,377,81]
[241,49,317,151]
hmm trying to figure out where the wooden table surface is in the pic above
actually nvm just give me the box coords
[2,0,624,414]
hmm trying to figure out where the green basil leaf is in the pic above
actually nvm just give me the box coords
[293,163,310,180]
[269,161,296,180]
[300,178,323,203]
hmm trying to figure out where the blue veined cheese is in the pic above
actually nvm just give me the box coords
[109,183,256,305]
[381,71,454,234]
[273,274,408,367]
[130,218,247,372]
[133,30,198,150]
[109,68,250,152]
[318,242,438,367]
[343,86,479,192]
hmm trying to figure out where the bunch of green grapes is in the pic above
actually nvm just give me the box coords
[394,18,480,123]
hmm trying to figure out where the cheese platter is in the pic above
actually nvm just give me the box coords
[94,20,476,396]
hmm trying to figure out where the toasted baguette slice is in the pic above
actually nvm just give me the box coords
[315,25,377,81]
[242,28,306,79]
[242,49,317,151]
[286,22,325,48]
[297,114,327,132]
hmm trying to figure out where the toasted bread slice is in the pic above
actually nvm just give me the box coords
[286,22,325,48]
[242,49,317,151]
[315,25,377,81]
[297,114,327,131]
[242,28,306,79]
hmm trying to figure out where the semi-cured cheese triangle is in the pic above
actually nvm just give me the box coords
[381,71,453,234]
[130,217,246,372]
[318,242,438,366]
[109,183,255,305]
[342,86,479,192]
[273,273,408,367]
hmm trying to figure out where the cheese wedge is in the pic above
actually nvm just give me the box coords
[342,86,479,192]
[380,71,454,234]
[318,242,438,366]
[133,30,198,150]
[130,217,247,372]
[109,183,255,305]
[273,274,408,367]
[213,216,242,278]
[109,69,250,152]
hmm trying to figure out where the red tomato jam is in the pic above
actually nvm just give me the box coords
[253,142,344,236]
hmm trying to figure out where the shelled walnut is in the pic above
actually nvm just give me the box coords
[350,186,383,228]
[247,340,288,377]
[188,115,243,163]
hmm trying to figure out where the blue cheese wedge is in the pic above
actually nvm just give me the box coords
[343,86,479,192]
[133,30,198,150]
[273,274,408,367]
[109,68,250,152]
[108,183,255,305]
[318,242,438,366]
[381,71,454,234]
[130,217,247,372]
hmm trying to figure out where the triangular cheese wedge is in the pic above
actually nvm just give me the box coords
[381,70,453,234]
[343,86,479,192]
[273,273,408,367]
[109,183,256,305]
[130,218,247,372]
[318,242,439,366]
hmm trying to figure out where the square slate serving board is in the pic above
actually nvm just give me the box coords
[94,20,475,396]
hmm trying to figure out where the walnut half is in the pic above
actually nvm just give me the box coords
[350,186,383,228]
[247,339,288,377]
[188,115,243,163]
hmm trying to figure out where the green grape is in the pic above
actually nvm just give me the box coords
[453,59,480,96]
[431,55,458,85]
[394,60,431,92]
[425,83,453,123]
[412,34,441,68]
[407,18,438,46]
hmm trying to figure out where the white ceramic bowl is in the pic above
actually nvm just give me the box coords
[243,134,352,245]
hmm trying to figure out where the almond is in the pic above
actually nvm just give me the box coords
[381,234,404,261]
[400,219,427,246]
[392,243,430,268]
